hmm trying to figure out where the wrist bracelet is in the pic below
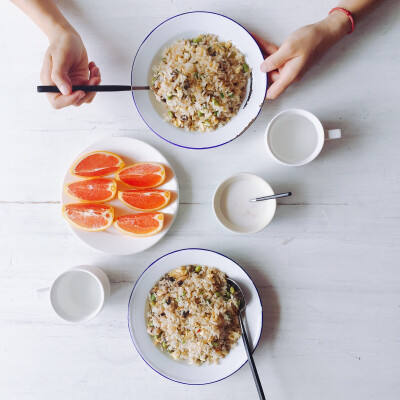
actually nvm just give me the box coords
[329,7,355,34]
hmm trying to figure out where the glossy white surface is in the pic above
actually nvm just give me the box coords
[128,248,262,384]
[1,1,400,399]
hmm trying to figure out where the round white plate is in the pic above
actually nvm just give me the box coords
[61,137,179,255]
[128,248,263,385]
[131,11,267,149]
[213,173,276,234]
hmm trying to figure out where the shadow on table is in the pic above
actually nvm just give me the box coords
[254,272,280,353]
[256,175,307,225]
[227,253,281,352]
[317,119,356,162]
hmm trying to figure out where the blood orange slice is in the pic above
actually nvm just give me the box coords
[65,178,117,202]
[114,213,164,237]
[118,190,170,211]
[116,163,165,188]
[71,151,125,178]
[62,203,114,232]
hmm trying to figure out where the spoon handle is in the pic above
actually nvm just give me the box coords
[250,192,292,202]
[239,313,266,400]
[37,85,150,93]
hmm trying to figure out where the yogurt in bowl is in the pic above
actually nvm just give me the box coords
[213,173,276,234]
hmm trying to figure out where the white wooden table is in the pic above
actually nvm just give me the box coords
[1,1,400,399]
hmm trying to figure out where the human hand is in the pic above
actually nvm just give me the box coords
[254,13,350,99]
[40,29,101,109]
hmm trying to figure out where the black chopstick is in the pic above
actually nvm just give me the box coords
[37,85,150,93]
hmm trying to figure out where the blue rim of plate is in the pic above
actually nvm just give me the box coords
[127,247,264,385]
[131,11,268,150]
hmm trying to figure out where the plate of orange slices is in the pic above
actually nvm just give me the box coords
[61,137,179,255]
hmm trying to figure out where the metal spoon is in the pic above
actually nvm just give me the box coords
[250,191,292,202]
[226,278,266,400]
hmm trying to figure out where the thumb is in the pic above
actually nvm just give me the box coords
[50,59,72,95]
[260,47,289,73]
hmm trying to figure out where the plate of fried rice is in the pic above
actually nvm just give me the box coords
[128,248,263,385]
[131,12,267,149]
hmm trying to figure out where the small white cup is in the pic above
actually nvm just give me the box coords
[265,109,341,166]
[50,265,110,323]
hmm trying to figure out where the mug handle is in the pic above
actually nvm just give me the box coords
[325,129,341,140]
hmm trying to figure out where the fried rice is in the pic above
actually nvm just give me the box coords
[146,265,241,364]
[151,34,251,132]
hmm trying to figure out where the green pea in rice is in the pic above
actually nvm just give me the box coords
[147,265,241,364]
[151,34,251,132]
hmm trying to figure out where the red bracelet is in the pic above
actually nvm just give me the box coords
[329,7,355,34]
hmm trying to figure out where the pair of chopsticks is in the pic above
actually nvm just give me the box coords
[37,85,150,93]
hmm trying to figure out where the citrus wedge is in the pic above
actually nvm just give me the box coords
[116,162,166,188]
[114,213,164,237]
[71,151,125,178]
[118,189,170,211]
[65,178,117,203]
[62,203,114,232]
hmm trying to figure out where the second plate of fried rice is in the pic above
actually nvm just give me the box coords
[131,12,267,149]
[146,265,242,365]
[128,248,263,385]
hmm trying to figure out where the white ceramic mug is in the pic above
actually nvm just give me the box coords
[265,109,341,166]
[49,265,110,323]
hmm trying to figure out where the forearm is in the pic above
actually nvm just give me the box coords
[319,0,381,44]
[336,0,380,22]
[10,0,76,40]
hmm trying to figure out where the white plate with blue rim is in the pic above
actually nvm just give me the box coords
[128,248,263,385]
[131,11,267,150]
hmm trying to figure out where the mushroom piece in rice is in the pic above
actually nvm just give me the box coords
[147,265,241,364]
[151,34,251,132]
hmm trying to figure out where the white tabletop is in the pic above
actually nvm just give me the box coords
[1,1,400,399]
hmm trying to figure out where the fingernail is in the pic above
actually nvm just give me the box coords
[77,92,85,100]
[59,85,69,95]
[260,64,267,73]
